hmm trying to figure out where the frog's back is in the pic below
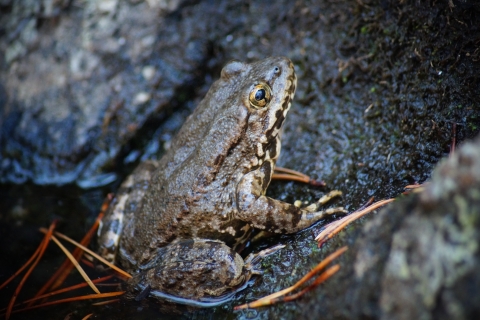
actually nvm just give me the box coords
[159,62,250,177]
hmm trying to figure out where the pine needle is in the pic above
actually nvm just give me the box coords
[48,234,100,294]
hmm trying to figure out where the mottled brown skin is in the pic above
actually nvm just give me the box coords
[98,57,341,302]
[97,160,159,264]
[127,239,247,303]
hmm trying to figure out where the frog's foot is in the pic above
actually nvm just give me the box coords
[293,190,348,225]
[244,244,285,275]
[238,170,348,233]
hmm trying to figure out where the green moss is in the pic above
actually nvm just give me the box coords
[468,123,478,131]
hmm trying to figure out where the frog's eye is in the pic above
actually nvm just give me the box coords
[249,83,272,109]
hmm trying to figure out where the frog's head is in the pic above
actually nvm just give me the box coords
[220,57,297,169]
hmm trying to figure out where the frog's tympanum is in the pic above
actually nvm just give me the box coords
[98,57,345,306]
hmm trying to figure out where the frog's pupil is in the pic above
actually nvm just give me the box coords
[255,89,265,101]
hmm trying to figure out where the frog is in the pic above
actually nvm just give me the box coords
[97,56,346,305]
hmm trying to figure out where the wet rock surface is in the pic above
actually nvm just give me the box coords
[1,0,480,319]
[309,137,480,320]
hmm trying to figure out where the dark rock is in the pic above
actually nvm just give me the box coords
[356,136,480,320]
[0,0,209,186]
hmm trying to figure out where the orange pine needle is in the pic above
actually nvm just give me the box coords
[402,183,425,195]
[273,167,326,186]
[272,173,310,183]
[50,212,105,290]
[3,292,125,316]
[48,235,100,294]
[0,243,42,291]
[82,313,94,320]
[268,265,341,304]
[91,299,120,306]
[24,276,112,303]
[35,210,107,302]
[5,221,56,319]
[315,198,395,246]
[3,276,114,312]
[39,228,132,279]
[404,184,423,189]
[81,258,95,269]
[251,246,346,304]
[356,196,375,212]
[274,166,309,177]
[235,247,347,310]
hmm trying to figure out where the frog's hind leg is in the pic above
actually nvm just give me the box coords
[131,239,249,301]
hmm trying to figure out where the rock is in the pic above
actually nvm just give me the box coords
[377,137,480,320]
[0,0,208,186]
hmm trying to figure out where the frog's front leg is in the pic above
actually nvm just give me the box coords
[236,160,346,233]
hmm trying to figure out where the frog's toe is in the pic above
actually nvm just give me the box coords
[244,244,285,270]
[301,206,348,222]
[318,190,343,205]
[301,190,344,212]
[249,268,264,276]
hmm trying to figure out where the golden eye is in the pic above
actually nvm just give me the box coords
[249,83,272,109]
